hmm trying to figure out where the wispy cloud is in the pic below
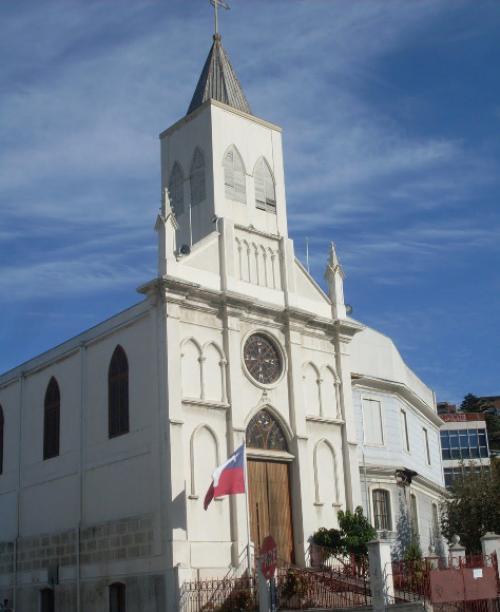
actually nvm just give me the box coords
[0,0,499,401]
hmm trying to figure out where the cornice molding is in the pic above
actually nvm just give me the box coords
[305,415,344,426]
[181,398,229,411]
[359,464,446,496]
[352,374,442,427]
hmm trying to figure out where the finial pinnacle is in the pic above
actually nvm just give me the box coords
[210,0,230,37]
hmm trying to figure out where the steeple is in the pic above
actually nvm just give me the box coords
[325,243,347,320]
[187,34,252,116]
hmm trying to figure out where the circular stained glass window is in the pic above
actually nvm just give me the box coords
[243,334,282,385]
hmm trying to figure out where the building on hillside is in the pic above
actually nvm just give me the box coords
[437,401,457,415]
[0,28,446,612]
[440,412,491,489]
[350,329,445,556]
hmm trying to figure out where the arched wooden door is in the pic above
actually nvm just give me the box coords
[246,410,295,564]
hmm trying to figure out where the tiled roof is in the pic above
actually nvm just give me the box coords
[187,34,252,116]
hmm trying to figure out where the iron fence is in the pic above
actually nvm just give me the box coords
[180,575,257,612]
[390,554,500,610]
[180,549,372,611]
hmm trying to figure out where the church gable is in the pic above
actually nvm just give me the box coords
[293,258,332,307]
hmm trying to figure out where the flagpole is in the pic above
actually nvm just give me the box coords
[243,444,252,575]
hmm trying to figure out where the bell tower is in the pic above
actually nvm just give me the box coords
[159,33,289,254]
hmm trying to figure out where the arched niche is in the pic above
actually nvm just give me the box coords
[302,363,321,417]
[181,338,202,400]
[313,439,339,505]
[203,342,226,403]
[190,424,219,497]
[321,366,341,419]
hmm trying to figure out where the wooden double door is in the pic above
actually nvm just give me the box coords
[247,459,295,564]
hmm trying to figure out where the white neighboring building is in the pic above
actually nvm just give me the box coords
[0,31,445,612]
[350,326,446,556]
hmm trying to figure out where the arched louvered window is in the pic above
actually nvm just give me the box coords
[254,158,276,213]
[108,346,129,439]
[168,162,185,215]
[246,409,287,451]
[0,404,4,474]
[190,148,206,207]
[109,582,126,612]
[223,146,246,203]
[40,588,55,612]
[43,378,60,460]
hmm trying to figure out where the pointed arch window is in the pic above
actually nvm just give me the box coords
[168,162,185,215]
[0,404,4,474]
[109,582,126,612]
[108,346,129,439]
[43,378,60,460]
[190,148,206,207]
[254,158,276,213]
[246,409,287,451]
[223,146,246,203]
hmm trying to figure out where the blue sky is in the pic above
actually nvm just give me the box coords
[0,0,499,404]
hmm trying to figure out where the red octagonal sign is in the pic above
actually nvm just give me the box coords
[260,535,277,580]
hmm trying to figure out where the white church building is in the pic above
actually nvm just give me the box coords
[0,30,445,612]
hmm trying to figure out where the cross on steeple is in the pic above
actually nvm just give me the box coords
[210,0,230,37]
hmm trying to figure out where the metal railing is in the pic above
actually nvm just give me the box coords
[180,575,257,612]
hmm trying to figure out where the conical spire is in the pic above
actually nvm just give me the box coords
[187,34,252,116]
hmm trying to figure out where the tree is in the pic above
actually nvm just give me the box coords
[312,506,376,557]
[392,491,422,561]
[459,393,500,453]
[441,458,500,553]
[484,411,500,452]
[337,507,377,557]
[460,393,482,413]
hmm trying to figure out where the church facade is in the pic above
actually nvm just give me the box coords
[0,33,445,612]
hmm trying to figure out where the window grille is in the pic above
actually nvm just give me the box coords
[372,489,391,531]
[43,378,60,460]
[108,346,129,439]
[409,493,419,535]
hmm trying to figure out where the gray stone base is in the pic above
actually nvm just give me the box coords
[5,574,166,612]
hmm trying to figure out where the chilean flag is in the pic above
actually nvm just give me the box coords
[204,444,246,510]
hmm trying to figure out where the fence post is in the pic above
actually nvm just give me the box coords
[257,564,271,612]
[449,535,466,567]
[367,538,395,612]
[480,532,500,579]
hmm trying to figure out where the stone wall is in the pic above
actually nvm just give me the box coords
[3,514,155,575]
[0,542,13,576]
[12,574,166,612]
[0,514,158,610]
